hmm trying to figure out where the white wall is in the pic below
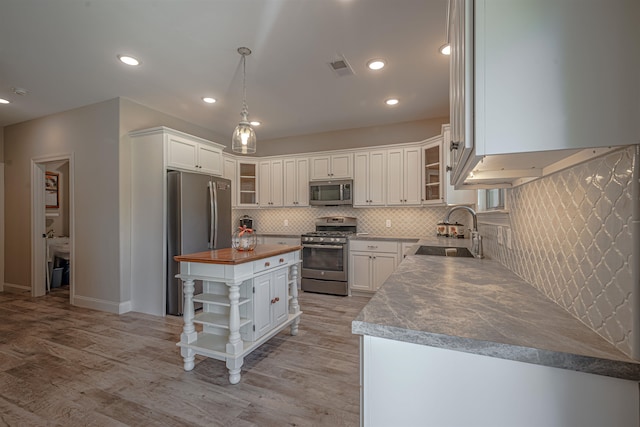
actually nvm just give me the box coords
[1,129,4,291]
[4,99,121,305]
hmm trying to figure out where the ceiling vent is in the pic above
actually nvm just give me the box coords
[328,56,355,77]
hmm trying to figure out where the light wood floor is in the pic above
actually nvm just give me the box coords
[0,286,370,426]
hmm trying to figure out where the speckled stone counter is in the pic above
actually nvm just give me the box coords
[352,238,640,381]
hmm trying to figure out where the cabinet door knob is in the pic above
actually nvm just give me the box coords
[271,297,280,304]
[279,258,285,263]
[265,262,270,267]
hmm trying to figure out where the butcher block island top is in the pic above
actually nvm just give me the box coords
[175,244,302,384]
[174,244,302,265]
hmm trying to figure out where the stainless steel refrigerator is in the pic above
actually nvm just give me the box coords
[166,170,232,315]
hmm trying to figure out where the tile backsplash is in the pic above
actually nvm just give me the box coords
[480,146,635,356]
[234,206,472,238]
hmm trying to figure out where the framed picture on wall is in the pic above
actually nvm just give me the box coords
[45,171,59,208]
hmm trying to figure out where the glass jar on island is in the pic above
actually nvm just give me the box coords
[232,225,257,251]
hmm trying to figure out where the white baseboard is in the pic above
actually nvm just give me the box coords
[1,282,31,293]
[72,295,132,314]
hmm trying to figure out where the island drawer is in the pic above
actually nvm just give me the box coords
[253,251,295,274]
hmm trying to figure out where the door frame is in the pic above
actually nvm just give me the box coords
[31,153,75,300]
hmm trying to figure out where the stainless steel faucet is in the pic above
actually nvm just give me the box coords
[443,206,483,258]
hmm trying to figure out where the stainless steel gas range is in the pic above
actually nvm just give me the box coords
[301,217,357,296]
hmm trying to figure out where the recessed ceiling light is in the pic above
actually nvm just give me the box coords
[117,54,140,66]
[367,59,386,70]
[202,97,216,104]
[250,121,261,126]
[0,98,9,104]
[439,44,451,55]
[385,98,399,106]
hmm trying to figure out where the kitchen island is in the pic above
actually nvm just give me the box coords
[353,238,640,427]
[175,244,301,384]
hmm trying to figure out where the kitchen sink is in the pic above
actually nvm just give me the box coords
[414,245,474,258]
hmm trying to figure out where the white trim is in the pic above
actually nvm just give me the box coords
[73,295,132,314]
[2,282,31,292]
[31,153,75,302]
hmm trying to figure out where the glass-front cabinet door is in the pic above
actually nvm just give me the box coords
[423,140,443,204]
[237,161,258,206]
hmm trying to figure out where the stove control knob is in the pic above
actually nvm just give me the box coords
[330,238,336,242]
[318,237,324,242]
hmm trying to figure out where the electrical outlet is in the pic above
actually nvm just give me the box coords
[506,228,512,249]
[497,226,503,245]
[284,219,289,227]
[385,219,391,228]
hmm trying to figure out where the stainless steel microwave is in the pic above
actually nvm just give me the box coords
[309,180,353,206]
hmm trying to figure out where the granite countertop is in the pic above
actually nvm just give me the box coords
[174,244,301,265]
[352,238,640,381]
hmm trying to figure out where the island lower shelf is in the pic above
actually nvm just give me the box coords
[178,312,303,361]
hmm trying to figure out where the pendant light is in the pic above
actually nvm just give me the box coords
[231,47,257,154]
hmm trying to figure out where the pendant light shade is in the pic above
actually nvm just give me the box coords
[232,47,257,154]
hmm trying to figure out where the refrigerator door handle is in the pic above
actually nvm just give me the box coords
[208,181,214,249]
[212,180,219,249]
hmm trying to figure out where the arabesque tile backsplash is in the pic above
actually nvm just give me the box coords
[234,206,471,238]
[480,146,635,356]
[235,146,636,357]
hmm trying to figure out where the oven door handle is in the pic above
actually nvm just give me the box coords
[302,244,344,250]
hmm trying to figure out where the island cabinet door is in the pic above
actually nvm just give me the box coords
[253,273,273,339]
[272,268,288,325]
[252,267,289,341]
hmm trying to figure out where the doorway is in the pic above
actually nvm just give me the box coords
[31,154,74,301]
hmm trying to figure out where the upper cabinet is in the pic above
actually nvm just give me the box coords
[283,157,309,207]
[421,140,443,205]
[166,131,224,176]
[237,161,259,207]
[258,159,283,207]
[353,151,386,207]
[309,153,353,180]
[450,0,640,188]
[386,147,422,206]
[441,125,476,205]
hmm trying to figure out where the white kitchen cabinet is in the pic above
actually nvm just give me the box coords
[349,240,399,293]
[309,153,353,180]
[449,0,639,188]
[362,336,639,427]
[251,267,289,340]
[258,159,283,207]
[166,132,224,176]
[283,157,309,207]
[354,151,386,207]
[237,161,259,207]
[418,128,476,206]
[422,139,443,205]
[223,156,237,207]
[386,147,421,206]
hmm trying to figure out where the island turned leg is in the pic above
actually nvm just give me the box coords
[180,278,197,371]
[226,281,244,384]
[290,262,301,336]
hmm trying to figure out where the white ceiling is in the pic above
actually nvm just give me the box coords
[0,0,449,141]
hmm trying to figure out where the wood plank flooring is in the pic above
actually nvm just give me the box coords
[0,287,370,426]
